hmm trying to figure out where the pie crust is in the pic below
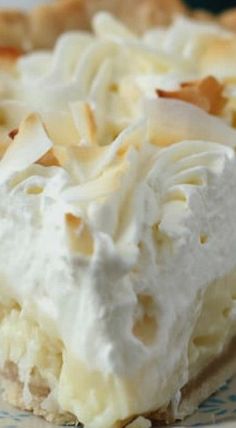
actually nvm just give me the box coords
[2,336,236,426]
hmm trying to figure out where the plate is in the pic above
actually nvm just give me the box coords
[1,377,236,428]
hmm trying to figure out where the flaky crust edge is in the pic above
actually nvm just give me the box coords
[2,336,236,426]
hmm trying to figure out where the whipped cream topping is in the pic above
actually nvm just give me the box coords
[0,13,236,428]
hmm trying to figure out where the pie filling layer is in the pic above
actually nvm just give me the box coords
[1,267,236,427]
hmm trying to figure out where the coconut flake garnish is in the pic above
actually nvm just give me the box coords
[36,148,60,167]
[71,101,97,145]
[145,98,236,148]
[0,113,53,182]
[156,76,227,116]
[126,416,151,428]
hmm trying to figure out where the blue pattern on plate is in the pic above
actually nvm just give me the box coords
[174,377,236,427]
[1,378,236,427]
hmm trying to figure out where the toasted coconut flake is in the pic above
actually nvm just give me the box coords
[0,113,53,180]
[145,98,236,148]
[0,46,24,60]
[126,416,151,428]
[219,8,236,33]
[93,12,136,40]
[53,145,70,166]
[36,148,60,167]
[85,103,97,139]
[0,101,32,131]
[61,121,146,183]
[181,76,227,115]
[42,111,80,147]
[71,101,97,145]
[8,128,18,140]
[232,111,236,129]
[0,140,10,159]
[63,160,128,203]
[65,213,82,229]
[0,47,24,72]
[191,9,214,23]
[156,76,227,116]
[199,38,236,80]
[65,213,94,255]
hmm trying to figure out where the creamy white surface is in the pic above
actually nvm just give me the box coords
[0,13,236,428]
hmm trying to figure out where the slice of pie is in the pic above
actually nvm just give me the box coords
[1,9,236,428]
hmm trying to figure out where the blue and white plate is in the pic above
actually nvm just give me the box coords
[1,377,236,428]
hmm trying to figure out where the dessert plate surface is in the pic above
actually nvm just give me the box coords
[1,377,236,428]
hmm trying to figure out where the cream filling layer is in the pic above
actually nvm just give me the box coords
[1,267,236,428]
